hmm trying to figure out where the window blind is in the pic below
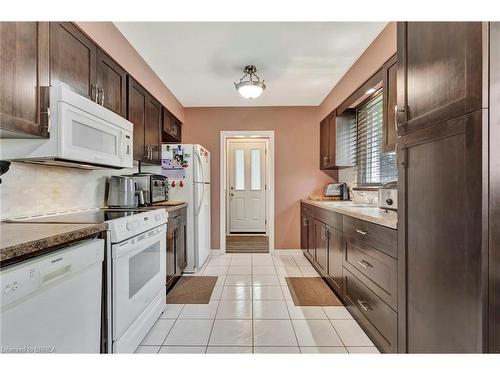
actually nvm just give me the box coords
[356,92,397,185]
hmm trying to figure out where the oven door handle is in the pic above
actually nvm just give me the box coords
[112,224,166,259]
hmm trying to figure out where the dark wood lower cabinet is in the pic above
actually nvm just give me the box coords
[175,216,187,274]
[343,268,398,353]
[327,227,343,295]
[300,201,398,353]
[398,110,484,353]
[314,220,328,275]
[166,207,187,292]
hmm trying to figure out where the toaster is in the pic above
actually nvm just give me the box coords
[323,183,342,197]
[379,181,398,210]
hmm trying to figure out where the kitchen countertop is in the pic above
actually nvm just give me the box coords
[150,202,188,213]
[301,200,397,229]
[0,222,108,268]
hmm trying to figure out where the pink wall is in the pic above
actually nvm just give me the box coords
[318,22,397,121]
[183,107,337,250]
[76,21,396,250]
[183,23,397,250]
[75,22,185,122]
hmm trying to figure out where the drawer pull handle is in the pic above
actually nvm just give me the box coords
[357,260,372,268]
[355,229,368,235]
[357,299,370,311]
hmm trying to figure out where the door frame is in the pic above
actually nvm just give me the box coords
[220,130,275,255]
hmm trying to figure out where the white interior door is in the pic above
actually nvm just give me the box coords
[228,139,267,233]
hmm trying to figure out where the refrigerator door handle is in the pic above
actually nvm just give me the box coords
[195,150,205,216]
[195,147,205,183]
[195,182,204,216]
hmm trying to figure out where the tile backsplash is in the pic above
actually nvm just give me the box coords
[339,166,380,205]
[0,162,160,219]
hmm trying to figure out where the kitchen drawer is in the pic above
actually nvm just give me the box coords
[343,216,397,258]
[343,268,397,353]
[168,207,187,225]
[309,204,342,231]
[344,241,397,310]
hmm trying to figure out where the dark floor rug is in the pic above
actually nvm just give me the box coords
[166,276,218,304]
[226,235,269,253]
[286,277,343,306]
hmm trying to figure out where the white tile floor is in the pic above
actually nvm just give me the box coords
[135,250,379,354]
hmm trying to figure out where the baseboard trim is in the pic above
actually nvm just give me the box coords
[209,248,302,255]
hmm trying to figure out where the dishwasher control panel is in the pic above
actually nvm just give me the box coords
[1,239,104,306]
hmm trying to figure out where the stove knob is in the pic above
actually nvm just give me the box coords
[126,222,134,231]
[386,198,393,206]
[154,181,159,187]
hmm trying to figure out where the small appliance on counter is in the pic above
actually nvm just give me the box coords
[323,182,350,201]
[127,173,168,206]
[107,176,138,208]
[379,181,398,211]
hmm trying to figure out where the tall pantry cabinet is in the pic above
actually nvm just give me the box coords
[396,22,499,353]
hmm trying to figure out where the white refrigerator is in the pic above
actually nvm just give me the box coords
[161,144,210,273]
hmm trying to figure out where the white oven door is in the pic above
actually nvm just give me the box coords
[112,224,166,339]
[58,101,133,168]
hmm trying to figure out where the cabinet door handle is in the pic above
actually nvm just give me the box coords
[396,105,407,128]
[46,107,51,133]
[144,145,149,160]
[90,83,96,101]
[394,105,398,131]
[101,88,105,106]
[355,229,368,236]
[357,299,370,311]
[357,259,372,268]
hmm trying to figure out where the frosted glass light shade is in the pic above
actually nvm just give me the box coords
[235,81,265,99]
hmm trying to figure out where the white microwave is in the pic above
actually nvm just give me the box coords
[0,85,133,169]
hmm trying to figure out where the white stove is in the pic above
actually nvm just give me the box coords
[9,208,168,353]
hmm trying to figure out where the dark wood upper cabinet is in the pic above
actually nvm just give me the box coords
[0,22,50,138]
[319,116,331,169]
[127,76,162,165]
[96,48,127,117]
[397,22,483,135]
[127,76,147,162]
[50,22,97,100]
[382,54,398,152]
[162,107,182,143]
[145,95,162,164]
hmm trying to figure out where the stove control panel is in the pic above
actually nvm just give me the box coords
[108,209,168,243]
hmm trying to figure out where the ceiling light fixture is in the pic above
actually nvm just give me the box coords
[234,65,266,99]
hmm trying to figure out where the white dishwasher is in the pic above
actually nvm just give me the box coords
[0,238,104,353]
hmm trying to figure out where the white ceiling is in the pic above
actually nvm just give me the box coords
[114,22,387,107]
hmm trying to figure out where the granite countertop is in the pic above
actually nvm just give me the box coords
[301,200,397,229]
[0,222,108,268]
[150,201,188,213]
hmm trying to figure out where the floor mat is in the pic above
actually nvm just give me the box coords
[166,276,218,304]
[226,235,268,253]
[286,277,343,306]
